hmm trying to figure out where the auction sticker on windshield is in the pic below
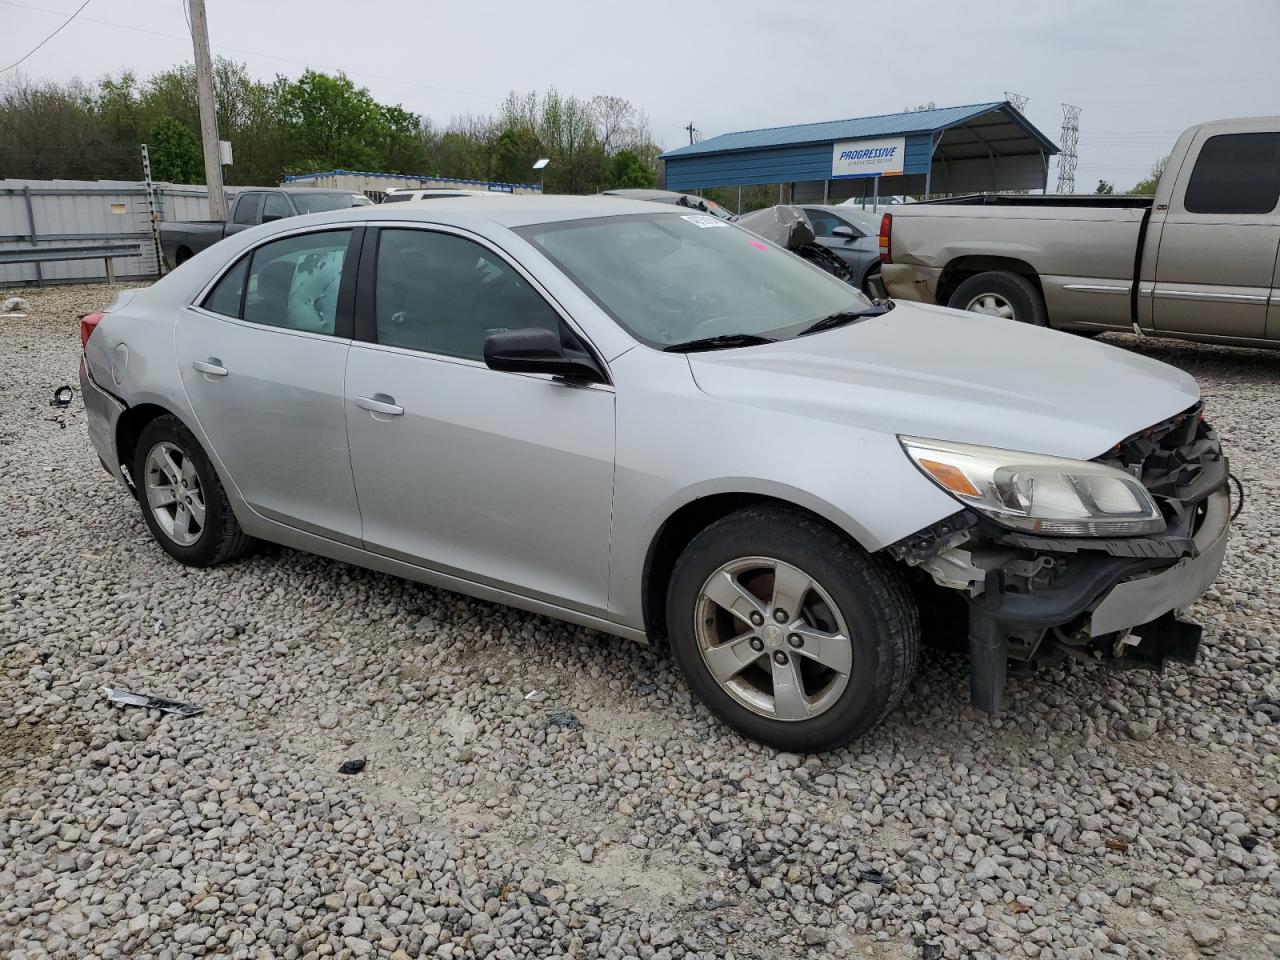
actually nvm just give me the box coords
[681,215,728,229]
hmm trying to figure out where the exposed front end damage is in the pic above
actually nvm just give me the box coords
[888,404,1231,713]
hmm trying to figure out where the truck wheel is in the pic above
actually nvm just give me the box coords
[133,415,255,567]
[174,247,193,266]
[666,507,919,752]
[948,271,1047,326]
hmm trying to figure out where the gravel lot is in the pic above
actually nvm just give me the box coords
[2,283,1279,960]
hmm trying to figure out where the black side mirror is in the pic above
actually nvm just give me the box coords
[830,225,856,240]
[483,327,606,383]
[261,213,283,223]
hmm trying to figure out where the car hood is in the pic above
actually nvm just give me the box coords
[687,301,1200,461]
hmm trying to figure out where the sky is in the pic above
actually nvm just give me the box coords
[4,0,1279,191]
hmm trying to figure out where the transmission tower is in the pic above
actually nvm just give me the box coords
[1056,103,1081,193]
[1004,91,1030,114]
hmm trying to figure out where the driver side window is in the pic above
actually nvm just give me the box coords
[373,228,561,360]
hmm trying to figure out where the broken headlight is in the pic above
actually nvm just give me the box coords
[900,437,1165,536]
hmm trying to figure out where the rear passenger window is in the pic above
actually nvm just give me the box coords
[202,256,248,317]
[1184,133,1280,215]
[242,230,351,335]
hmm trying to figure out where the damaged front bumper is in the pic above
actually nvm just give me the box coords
[889,405,1232,713]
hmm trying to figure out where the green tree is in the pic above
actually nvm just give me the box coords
[606,149,655,189]
[279,70,385,172]
[1094,179,1115,194]
[1130,156,1168,195]
[148,116,202,183]
[490,126,543,185]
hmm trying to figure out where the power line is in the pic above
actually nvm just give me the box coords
[1,0,93,73]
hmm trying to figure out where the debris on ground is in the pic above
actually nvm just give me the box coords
[49,385,73,408]
[101,686,204,718]
[542,709,581,729]
[1,296,29,314]
[337,758,366,775]
[1248,698,1280,723]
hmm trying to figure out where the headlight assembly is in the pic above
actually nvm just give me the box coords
[901,437,1165,536]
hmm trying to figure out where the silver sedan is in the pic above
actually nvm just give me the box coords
[80,197,1229,751]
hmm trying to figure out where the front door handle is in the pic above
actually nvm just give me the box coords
[192,358,228,377]
[355,394,404,417]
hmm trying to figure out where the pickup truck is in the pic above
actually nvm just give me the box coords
[880,116,1280,348]
[160,188,372,269]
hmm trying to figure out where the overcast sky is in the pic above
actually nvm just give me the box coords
[4,0,1279,191]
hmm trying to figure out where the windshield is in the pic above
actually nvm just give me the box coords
[292,193,373,213]
[518,213,873,348]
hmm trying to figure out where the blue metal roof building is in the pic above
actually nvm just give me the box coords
[661,102,1059,203]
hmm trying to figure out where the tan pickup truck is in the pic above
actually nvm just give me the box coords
[879,116,1280,348]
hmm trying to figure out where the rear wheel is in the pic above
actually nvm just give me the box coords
[948,271,1047,326]
[133,415,254,567]
[667,507,919,752]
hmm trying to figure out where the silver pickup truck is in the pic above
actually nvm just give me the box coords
[880,116,1280,349]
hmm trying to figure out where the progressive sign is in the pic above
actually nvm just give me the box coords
[831,136,906,179]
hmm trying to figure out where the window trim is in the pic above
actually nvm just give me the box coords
[188,223,364,340]
[352,221,612,385]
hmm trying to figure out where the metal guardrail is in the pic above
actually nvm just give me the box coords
[0,242,144,283]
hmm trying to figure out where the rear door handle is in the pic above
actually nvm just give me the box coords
[192,358,228,377]
[355,394,404,417]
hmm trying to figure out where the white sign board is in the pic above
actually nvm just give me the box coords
[218,140,233,166]
[831,136,905,179]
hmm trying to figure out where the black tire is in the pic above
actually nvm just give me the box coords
[132,415,255,567]
[666,507,920,752]
[947,271,1047,326]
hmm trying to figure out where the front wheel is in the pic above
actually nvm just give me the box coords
[133,415,255,567]
[947,271,1047,326]
[667,507,919,752]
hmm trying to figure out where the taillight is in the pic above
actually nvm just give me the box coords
[878,213,893,264]
[80,312,105,349]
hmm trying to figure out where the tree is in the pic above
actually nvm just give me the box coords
[606,149,655,189]
[1130,156,1168,195]
[490,126,543,185]
[1094,179,1115,195]
[148,116,203,183]
[279,70,386,172]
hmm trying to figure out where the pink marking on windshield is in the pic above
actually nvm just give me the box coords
[750,240,767,250]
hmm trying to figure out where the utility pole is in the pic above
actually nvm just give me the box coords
[686,122,697,145]
[188,0,227,221]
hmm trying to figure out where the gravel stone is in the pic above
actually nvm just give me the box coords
[2,289,1278,959]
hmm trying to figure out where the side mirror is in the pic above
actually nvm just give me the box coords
[483,327,606,383]
[261,213,283,223]
[830,225,856,240]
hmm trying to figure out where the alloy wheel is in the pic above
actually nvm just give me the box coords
[964,292,1015,319]
[695,556,853,722]
[143,441,206,547]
